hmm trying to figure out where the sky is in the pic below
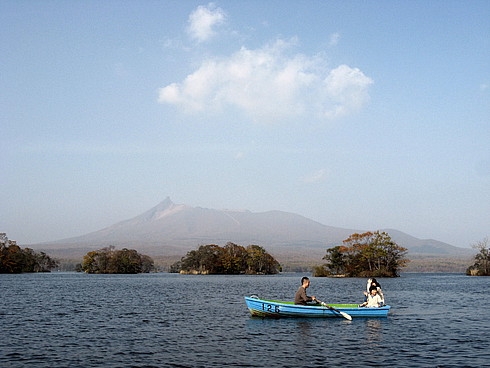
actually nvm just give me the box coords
[1,1,489,248]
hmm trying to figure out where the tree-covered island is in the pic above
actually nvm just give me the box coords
[0,233,59,273]
[314,231,409,277]
[466,237,490,276]
[78,246,154,274]
[170,242,281,274]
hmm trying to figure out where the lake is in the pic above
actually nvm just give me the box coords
[1,272,489,367]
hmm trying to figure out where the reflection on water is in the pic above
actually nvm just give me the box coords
[295,320,313,344]
[365,319,382,345]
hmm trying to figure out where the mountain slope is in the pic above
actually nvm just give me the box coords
[33,197,472,259]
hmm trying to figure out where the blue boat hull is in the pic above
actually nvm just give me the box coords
[244,296,390,318]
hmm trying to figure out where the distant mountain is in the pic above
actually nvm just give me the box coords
[33,197,473,260]
[379,229,470,256]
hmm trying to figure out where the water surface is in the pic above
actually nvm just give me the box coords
[1,273,489,367]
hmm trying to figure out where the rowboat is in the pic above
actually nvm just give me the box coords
[244,295,390,319]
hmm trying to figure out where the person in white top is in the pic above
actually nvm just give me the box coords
[363,278,385,305]
[359,288,383,307]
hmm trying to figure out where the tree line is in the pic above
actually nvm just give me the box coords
[0,233,58,273]
[314,231,409,277]
[170,242,281,275]
[78,246,154,274]
[466,237,490,276]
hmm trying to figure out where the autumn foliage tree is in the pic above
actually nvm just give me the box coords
[0,233,58,273]
[316,231,409,277]
[171,242,281,275]
[246,244,281,274]
[79,246,154,274]
[466,237,490,276]
[174,244,224,274]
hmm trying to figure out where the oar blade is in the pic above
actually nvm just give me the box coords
[319,301,352,320]
[340,311,352,321]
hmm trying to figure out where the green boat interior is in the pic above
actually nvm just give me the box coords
[263,299,358,308]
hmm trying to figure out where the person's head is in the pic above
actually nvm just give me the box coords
[370,288,378,296]
[301,276,310,288]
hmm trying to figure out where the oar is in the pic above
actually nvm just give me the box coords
[316,299,352,321]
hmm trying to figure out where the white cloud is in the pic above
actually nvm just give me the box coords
[187,3,226,42]
[329,32,340,46]
[303,169,328,184]
[158,38,373,122]
[322,64,373,119]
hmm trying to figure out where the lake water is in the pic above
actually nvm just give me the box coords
[1,272,489,367]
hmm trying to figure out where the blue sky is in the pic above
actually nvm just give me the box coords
[2,1,489,248]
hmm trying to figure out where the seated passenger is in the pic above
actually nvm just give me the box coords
[359,287,383,308]
[363,278,385,305]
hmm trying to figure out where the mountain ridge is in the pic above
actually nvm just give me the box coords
[32,197,473,260]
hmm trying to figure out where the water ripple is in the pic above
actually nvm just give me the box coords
[1,273,489,367]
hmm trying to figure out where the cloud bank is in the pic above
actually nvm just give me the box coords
[159,6,373,123]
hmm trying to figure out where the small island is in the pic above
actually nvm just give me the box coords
[313,231,409,277]
[77,246,154,274]
[170,242,281,275]
[0,233,58,273]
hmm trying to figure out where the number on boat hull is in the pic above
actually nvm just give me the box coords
[262,303,280,314]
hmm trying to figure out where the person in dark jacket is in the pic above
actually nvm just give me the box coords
[294,276,317,305]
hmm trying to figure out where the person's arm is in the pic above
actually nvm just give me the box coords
[299,288,315,304]
[306,296,317,303]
